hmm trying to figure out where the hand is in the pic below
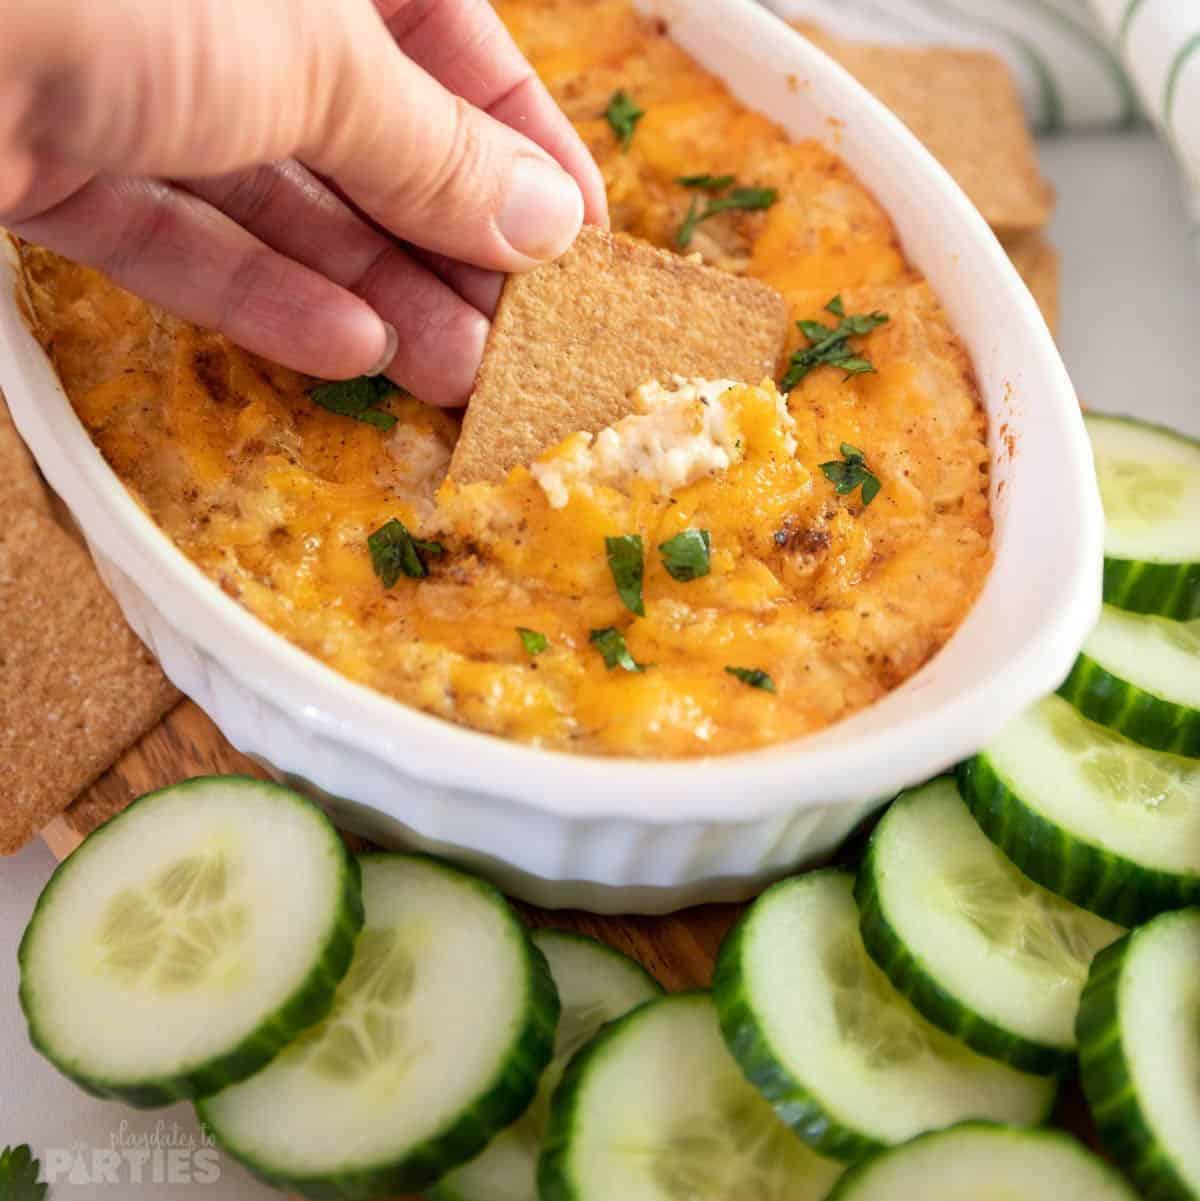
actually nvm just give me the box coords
[0,0,607,404]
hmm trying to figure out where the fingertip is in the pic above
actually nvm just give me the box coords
[379,306,489,407]
[255,283,404,381]
[587,197,612,231]
[497,157,584,266]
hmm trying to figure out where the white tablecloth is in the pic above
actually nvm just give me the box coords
[2,131,1199,1197]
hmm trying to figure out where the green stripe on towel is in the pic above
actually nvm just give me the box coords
[1118,0,1148,51]
[1012,0,1139,126]
[1165,32,1200,141]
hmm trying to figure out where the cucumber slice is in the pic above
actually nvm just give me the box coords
[1087,412,1200,620]
[538,992,844,1201]
[713,870,1056,1162]
[432,931,661,1201]
[1059,605,1200,757]
[959,694,1200,926]
[18,776,362,1107]
[198,854,558,1200]
[826,1122,1139,1201]
[1077,908,1200,1201]
[857,777,1122,1075]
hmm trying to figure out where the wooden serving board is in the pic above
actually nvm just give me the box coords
[42,700,1101,1198]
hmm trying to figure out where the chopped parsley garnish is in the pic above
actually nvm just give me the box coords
[779,300,889,391]
[367,519,443,586]
[725,666,776,692]
[308,375,399,430]
[820,443,882,507]
[677,173,736,191]
[590,627,645,672]
[0,1146,46,1201]
[659,529,712,581]
[676,183,778,248]
[517,627,549,655]
[605,91,644,151]
[606,534,646,616]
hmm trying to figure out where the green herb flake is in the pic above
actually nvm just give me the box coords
[590,627,646,672]
[0,1146,46,1201]
[677,196,703,250]
[659,529,712,581]
[308,375,399,430]
[677,173,736,191]
[819,442,882,507]
[606,534,646,616]
[710,186,778,212]
[779,300,889,391]
[676,185,778,248]
[725,666,776,692]
[367,518,443,587]
[517,627,549,656]
[605,91,644,151]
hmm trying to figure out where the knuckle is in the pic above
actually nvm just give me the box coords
[99,187,178,281]
[404,95,491,220]
[217,246,288,334]
[218,165,286,229]
[346,241,406,299]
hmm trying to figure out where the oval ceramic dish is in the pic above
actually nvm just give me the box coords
[0,0,1101,913]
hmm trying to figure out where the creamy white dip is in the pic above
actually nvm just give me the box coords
[531,377,795,509]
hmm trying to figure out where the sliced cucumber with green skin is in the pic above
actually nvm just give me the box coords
[432,930,662,1201]
[856,777,1122,1075]
[18,776,363,1108]
[1086,412,1200,620]
[539,992,844,1201]
[826,1122,1139,1201]
[1077,908,1200,1201]
[1058,604,1200,757]
[712,870,1056,1163]
[199,854,558,1200]
[959,694,1200,926]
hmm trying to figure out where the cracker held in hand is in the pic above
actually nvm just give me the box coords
[449,226,789,484]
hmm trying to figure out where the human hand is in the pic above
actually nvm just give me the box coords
[0,0,606,404]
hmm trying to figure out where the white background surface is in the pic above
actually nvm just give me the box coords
[1,131,1198,1197]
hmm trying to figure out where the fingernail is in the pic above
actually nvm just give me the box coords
[366,321,399,377]
[498,159,584,262]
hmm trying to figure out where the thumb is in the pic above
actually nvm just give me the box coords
[303,16,585,273]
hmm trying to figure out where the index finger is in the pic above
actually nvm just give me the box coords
[379,0,608,227]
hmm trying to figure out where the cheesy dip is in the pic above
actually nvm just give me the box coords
[19,0,992,758]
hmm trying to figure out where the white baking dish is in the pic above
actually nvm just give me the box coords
[0,0,1102,913]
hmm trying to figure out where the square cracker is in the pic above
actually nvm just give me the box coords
[1001,230,1060,336]
[0,506,180,853]
[794,24,1053,233]
[449,226,790,484]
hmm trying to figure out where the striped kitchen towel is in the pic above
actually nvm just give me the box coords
[1092,0,1200,225]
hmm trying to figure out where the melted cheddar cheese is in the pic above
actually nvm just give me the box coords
[20,1,992,758]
